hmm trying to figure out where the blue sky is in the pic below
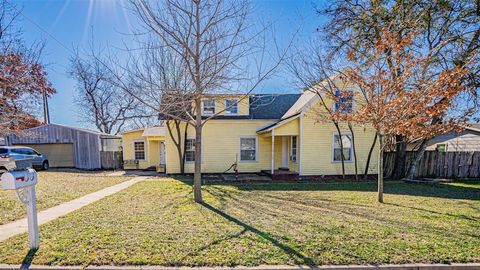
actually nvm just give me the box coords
[15,0,325,128]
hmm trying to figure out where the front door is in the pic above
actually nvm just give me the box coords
[281,137,288,168]
[159,142,166,165]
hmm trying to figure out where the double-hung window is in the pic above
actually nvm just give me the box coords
[334,90,353,113]
[290,136,297,161]
[134,141,145,160]
[240,137,257,161]
[203,99,215,115]
[332,134,352,162]
[185,138,195,162]
[225,99,238,115]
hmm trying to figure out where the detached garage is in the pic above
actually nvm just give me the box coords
[5,124,121,169]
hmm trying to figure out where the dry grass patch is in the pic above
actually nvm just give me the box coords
[0,170,130,224]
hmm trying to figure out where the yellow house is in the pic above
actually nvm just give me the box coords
[122,79,379,179]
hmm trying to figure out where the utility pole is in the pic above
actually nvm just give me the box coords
[42,90,50,124]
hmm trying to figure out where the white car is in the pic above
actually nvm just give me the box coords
[0,146,49,171]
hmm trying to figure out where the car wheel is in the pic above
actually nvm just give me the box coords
[42,161,49,170]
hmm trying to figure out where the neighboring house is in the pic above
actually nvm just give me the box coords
[5,124,122,169]
[121,78,380,178]
[409,124,480,152]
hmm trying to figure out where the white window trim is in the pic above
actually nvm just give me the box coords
[202,99,215,115]
[333,89,355,113]
[224,99,239,115]
[290,136,297,162]
[132,140,146,160]
[184,136,204,163]
[331,132,353,163]
[239,136,258,162]
[184,137,196,163]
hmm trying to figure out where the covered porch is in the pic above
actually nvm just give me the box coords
[257,115,300,180]
[143,127,167,173]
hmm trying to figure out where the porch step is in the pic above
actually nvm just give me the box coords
[260,170,299,181]
[222,173,272,182]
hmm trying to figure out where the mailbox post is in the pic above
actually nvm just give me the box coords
[1,167,39,249]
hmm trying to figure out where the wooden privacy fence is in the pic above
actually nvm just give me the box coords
[100,151,123,169]
[384,151,480,179]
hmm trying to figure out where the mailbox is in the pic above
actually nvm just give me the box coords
[1,169,37,190]
[0,168,39,249]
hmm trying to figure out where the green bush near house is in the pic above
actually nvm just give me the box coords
[0,179,479,266]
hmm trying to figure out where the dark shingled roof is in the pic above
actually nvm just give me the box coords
[211,94,301,120]
[249,94,301,119]
[159,93,301,120]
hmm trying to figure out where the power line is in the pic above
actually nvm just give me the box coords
[6,0,75,55]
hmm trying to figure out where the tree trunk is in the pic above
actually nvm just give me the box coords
[392,135,406,179]
[405,138,427,180]
[364,132,377,179]
[348,122,358,181]
[166,120,185,175]
[333,122,346,179]
[193,98,203,203]
[377,133,384,203]
[405,116,440,180]
[181,123,188,174]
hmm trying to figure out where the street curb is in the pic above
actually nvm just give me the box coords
[1,264,480,270]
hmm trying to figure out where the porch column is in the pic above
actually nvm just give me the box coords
[271,130,275,174]
[146,139,150,166]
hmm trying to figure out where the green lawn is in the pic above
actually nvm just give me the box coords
[0,170,131,224]
[0,179,479,266]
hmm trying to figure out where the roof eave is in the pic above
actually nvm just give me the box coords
[256,113,300,133]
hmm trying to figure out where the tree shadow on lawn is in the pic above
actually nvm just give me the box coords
[171,175,480,200]
[169,176,480,203]
[205,185,480,242]
[226,180,480,201]
[200,202,316,265]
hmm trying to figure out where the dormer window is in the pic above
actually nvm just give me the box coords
[203,99,215,115]
[225,99,238,115]
[334,89,353,113]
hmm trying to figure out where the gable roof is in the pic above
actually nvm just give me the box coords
[256,113,300,133]
[467,124,480,132]
[281,90,317,119]
[281,73,350,119]
[142,126,166,137]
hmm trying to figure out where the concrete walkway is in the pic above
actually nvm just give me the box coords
[0,176,147,242]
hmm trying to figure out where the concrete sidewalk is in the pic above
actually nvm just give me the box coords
[0,176,147,242]
[1,263,480,270]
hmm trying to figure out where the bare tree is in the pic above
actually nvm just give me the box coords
[288,42,368,180]
[104,0,291,203]
[70,48,154,135]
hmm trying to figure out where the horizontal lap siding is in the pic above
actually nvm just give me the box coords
[424,130,480,152]
[274,118,299,136]
[149,140,160,167]
[301,107,379,176]
[213,96,249,116]
[166,120,274,173]
[122,130,149,169]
